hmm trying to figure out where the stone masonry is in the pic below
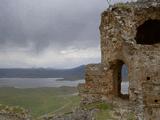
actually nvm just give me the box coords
[79,0,160,119]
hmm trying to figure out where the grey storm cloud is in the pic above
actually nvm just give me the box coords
[0,0,131,68]
[0,0,108,53]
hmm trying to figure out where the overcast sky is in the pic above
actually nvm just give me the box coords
[0,0,132,68]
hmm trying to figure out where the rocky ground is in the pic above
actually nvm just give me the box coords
[0,104,31,120]
[39,100,136,120]
[0,100,137,120]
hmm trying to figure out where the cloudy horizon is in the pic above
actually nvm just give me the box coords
[0,0,131,69]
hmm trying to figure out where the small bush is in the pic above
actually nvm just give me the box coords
[82,102,112,111]
[114,3,131,10]
[97,103,109,110]
[127,112,136,120]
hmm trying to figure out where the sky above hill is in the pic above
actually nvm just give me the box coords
[0,0,133,68]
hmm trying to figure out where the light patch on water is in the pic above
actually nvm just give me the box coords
[121,82,129,94]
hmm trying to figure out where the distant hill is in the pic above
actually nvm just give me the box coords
[0,65,85,80]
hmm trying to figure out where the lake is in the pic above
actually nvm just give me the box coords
[0,78,129,93]
[0,78,85,88]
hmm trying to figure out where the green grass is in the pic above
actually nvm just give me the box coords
[82,102,113,120]
[95,103,114,120]
[127,112,136,120]
[95,110,112,120]
[0,87,80,118]
[82,102,112,110]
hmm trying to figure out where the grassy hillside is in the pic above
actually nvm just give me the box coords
[0,87,80,118]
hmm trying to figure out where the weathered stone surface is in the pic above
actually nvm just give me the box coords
[79,0,160,120]
[138,0,160,2]
[0,104,31,120]
[41,108,97,120]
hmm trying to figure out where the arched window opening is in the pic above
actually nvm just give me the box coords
[135,19,160,45]
[113,60,129,100]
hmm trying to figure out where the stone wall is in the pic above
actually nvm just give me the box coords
[79,0,160,120]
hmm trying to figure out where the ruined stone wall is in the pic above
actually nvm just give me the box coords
[79,64,114,104]
[79,1,160,120]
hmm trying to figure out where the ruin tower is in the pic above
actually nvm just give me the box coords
[79,0,160,119]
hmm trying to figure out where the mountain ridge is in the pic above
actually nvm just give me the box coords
[0,65,85,80]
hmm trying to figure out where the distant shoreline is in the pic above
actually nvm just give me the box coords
[0,86,77,89]
[0,78,85,88]
[0,77,83,81]
[56,78,84,81]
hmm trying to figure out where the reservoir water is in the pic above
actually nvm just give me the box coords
[0,78,85,88]
[0,78,129,93]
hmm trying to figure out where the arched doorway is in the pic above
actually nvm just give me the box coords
[113,60,129,99]
[135,19,160,45]
[121,64,129,97]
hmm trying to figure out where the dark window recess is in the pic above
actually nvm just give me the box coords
[155,100,158,103]
[147,77,150,80]
[135,20,160,45]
